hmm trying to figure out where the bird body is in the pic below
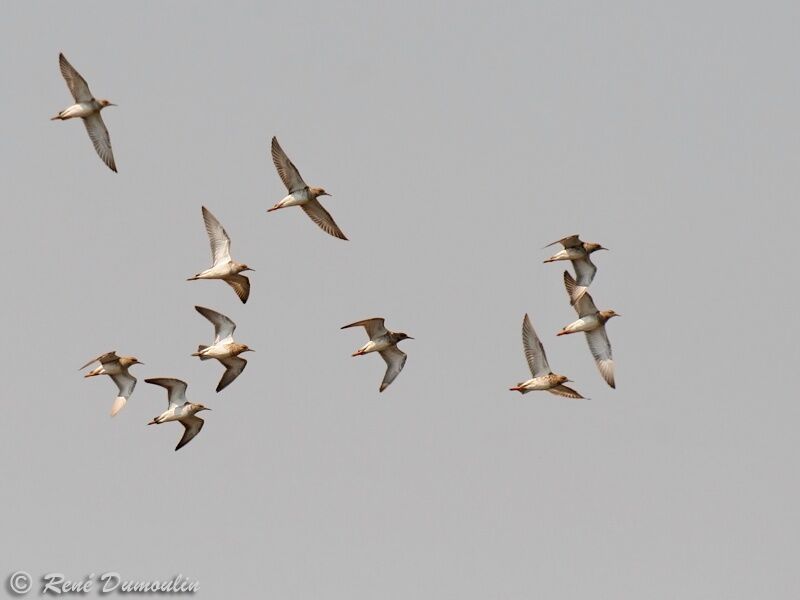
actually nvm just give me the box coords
[52,53,117,172]
[191,306,252,392]
[342,318,413,392]
[52,100,101,120]
[269,137,348,240]
[145,378,210,451]
[543,234,607,304]
[509,314,585,399]
[194,342,250,360]
[511,373,573,394]
[556,314,603,335]
[80,351,142,416]
[560,271,619,388]
[149,402,201,425]
[271,187,311,210]
[352,335,398,356]
[187,206,253,303]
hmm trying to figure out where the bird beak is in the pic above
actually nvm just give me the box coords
[109,103,117,107]
[600,246,609,251]
[407,336,415,340]
[203,407,212,411]
[136,361,145,365]
[247,348,256,352]
[322,192,332,197]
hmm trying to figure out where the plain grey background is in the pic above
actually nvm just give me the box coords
[2,1,799,597]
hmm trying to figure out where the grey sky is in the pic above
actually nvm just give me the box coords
[2,1,799,597]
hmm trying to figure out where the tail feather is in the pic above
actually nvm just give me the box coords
[193,345,212,360]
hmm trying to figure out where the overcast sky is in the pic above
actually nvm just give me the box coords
[2,1,800,598]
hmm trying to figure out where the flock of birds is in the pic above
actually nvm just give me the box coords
[56,53,619,451]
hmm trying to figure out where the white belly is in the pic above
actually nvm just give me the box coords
[278,189,310,208]
[564,315,600,333]
[519,376,555,391]
[203,344,235,359]
[59,102,97,119]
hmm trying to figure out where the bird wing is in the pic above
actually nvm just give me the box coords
[522,314,550,377]
[378,346,407,392]
[572,256,597,287]
[58,53,93,102]
[271,136,307,193]
[79,351,119,370]
[110,371,136,399]
[195,305,236,344]
[109,372,136,417]
[586,327,615,388]
[341,318,388,340]
[547,384,586,399]
[301,199,348,240]
[544,234,581,249]
[563,271,598,317]
[224,274,250,304]
[175,415,204,451]
[83,113,116,172]
[145,378,188,409]
[216,356,247,392]
[201,206,232,266]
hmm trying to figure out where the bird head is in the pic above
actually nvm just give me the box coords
[192,403,211,413]
[98,99,117,109]
[234,262,254,273]
[397,332,414,342]
[585,242,608,253]
[600,310,621,321]
[310,187,331,198]
[121,356,144,368]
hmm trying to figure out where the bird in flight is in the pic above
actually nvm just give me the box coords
[80,351,143,416]
[268,136,348,240]
[145,378,211,451]
[509,314,586,399]
[558,271,620,388]
[187,206,254,303]
[192,306,254,392]
[342,318,413,392]
[51,53,118,172]
[543,234,607,304]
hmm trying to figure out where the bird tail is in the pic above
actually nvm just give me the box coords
[192,345,212,360]
[110,396,127,417]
